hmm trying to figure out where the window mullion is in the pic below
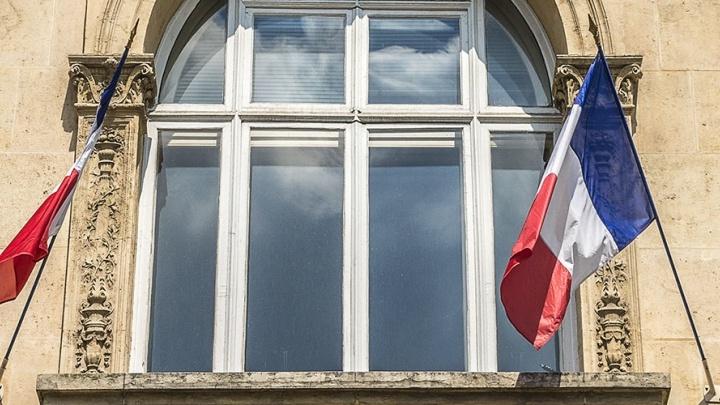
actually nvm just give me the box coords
[129,123,161,373]
[226,120,252,372]
[213,123,235,372]
[474,0,489,113]
[474,122,499,371]
[462,123,480,372]
[347,122,370,371]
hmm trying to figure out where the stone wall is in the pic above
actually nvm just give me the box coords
[0,1,84,404]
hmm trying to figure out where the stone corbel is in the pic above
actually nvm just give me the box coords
[62,54,155,374]
[553,55,645,373]
[552,55,643,132]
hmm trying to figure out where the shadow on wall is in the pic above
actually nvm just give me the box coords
[526,0,568,55]
[61,78,78,153]
[514,372,562,388]
[144,0,186,54]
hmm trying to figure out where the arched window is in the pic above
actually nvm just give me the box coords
[133,0,573,375]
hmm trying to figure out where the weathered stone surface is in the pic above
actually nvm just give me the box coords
[0,68,19,143]
[636,248,720,340]
[36,372,671,405]
[634,71,695,154]
[0,0,54,66]
[692,71,720,153]
[6,67,76,153]
[601,0,662,71]
[48,0,85,67]
[0,255,67,405]
[639,153,720,249]
[656,0,720,71]
[0,152,73,246]
[642,340,705,405]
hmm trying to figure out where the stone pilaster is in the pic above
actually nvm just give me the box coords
[62,54,155,374]
[552,55,645,373]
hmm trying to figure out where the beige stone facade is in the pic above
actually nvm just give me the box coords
[0,0,718,404]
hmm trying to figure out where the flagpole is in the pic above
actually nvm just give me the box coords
[0,235,57,384]
[587,14,717,403]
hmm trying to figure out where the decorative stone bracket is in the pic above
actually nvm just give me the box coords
[553,55,643,131]
[62,54,155,374]
[553,55,645,374]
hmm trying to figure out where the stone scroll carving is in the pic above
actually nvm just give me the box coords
[552,56,643,130]
[64,54,155,374]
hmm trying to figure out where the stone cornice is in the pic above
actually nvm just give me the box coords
[37,372,670,404]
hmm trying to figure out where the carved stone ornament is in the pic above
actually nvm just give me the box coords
[69,55,155,111]
[595,258,633,372]
[552,64,584,115]
[65,54,155,374]
[552,55,643,118]
[74,128,123,373]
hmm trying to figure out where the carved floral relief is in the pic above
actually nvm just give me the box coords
[67,55,155,373]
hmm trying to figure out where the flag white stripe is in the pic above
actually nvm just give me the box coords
[537,104,620,289]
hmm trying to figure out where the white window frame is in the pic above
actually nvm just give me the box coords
[240,8,355,115]
[153,0,239,113]
[132,0,580,374]
[363,125,473,371]
[480,122,579,372]
[130,120,234,372]
[228,121,353,371]
[356,8,472,115]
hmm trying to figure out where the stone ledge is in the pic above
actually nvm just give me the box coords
[37,372,670,404]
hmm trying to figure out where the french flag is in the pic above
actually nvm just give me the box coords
[0,44,130,304]
[500,51,656,349]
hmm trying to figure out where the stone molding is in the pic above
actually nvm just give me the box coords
[36,372,670,405]
[63,54,155,374]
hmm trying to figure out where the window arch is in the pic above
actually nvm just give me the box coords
[132,0,576,375]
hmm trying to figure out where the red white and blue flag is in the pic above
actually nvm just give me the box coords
[0,47,130,304]
[500,50,656,349]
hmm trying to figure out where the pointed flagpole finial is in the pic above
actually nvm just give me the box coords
[126,18,140,50]
[588,14,602,50]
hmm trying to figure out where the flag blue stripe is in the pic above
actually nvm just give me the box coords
[569,52,655,250]
[90,47,129,135]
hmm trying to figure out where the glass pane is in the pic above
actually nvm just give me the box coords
[369,18,461,104]
[160,0,226,104]
[245,145,343,371]
[252,16,345,103]
[485,0,550,106]
[369,144,465,371]
[491,132,560,372]
[148,132,220,372]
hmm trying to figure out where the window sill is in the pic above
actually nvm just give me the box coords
[37,372,669,404]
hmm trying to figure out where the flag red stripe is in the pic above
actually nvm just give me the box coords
[500,173,573,350]
[0,169,79,303]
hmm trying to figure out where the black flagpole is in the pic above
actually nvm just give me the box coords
[588,14,717,403]
[0,235,57,383]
